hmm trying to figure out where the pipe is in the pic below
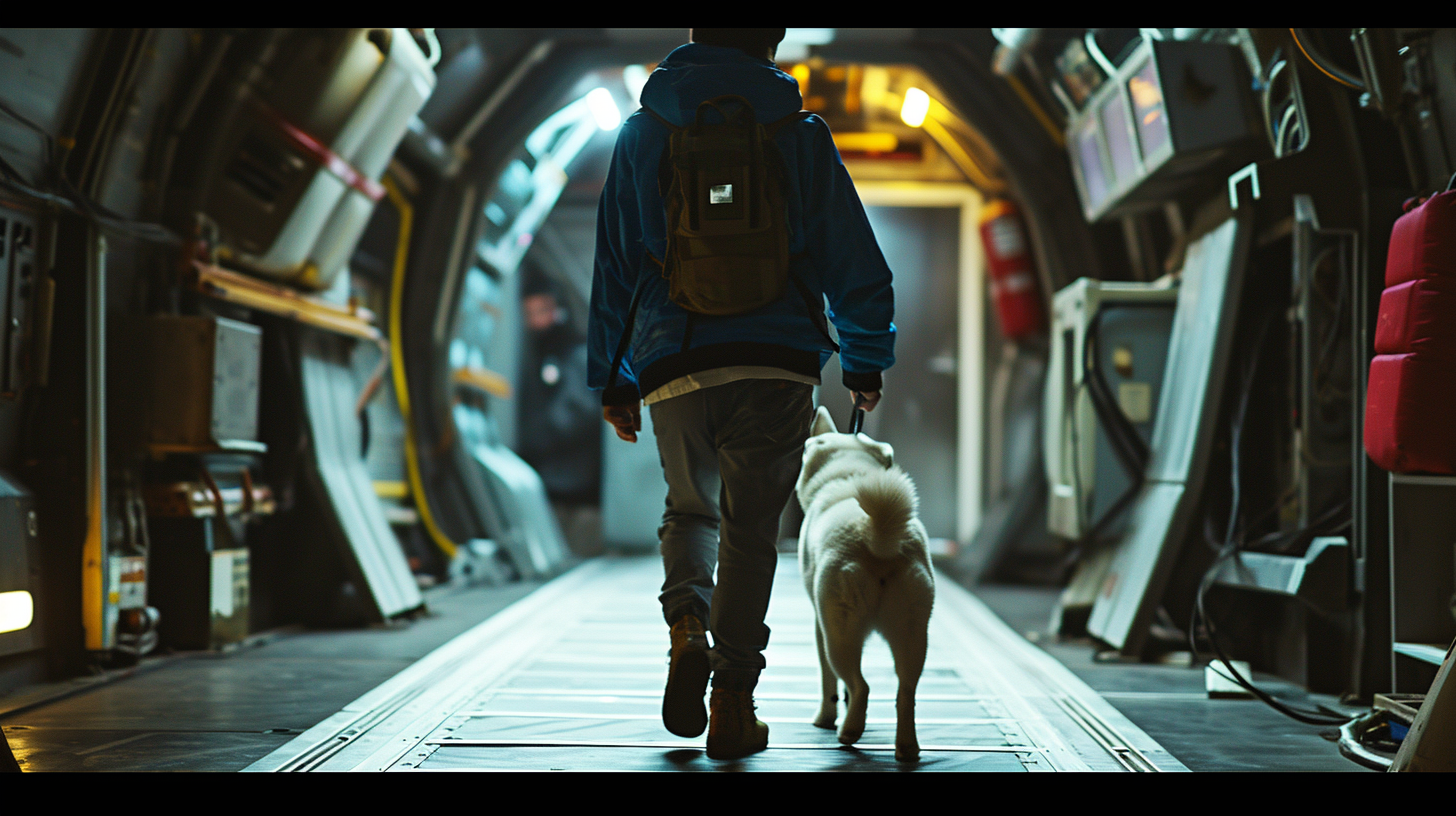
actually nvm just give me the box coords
[82,230,107,651]
[384,175,458,560]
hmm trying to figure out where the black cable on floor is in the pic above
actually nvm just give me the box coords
[1186,309,1353,727]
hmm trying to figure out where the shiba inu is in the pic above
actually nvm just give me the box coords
[795,405,934,762]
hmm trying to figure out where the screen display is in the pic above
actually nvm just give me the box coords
[1129,58,1170,160]
[1100,90,1139,188]
[1075,117,1109,212]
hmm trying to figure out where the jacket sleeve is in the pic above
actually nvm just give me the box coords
[588,123,645,405]
[797,119,896,392]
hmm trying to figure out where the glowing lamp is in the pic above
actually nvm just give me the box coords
[901,87,930,128]
[0,590,33,634]
[587,87,622,131]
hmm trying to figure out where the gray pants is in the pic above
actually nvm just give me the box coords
[650,378,815,689]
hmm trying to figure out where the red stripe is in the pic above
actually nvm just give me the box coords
[254,101,385,202]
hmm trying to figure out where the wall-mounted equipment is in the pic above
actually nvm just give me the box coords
[1366,189,1456,475]
[980,199,1047,341]
[1053,36,1106,110]
[0,206,46,399]
[1044,278,1178,543]
[188,261,382,342]
[1067,36,1260,222]
[146,460,271,651]
[0,472,41,659]
[119,315,264,456]
[1085,214,1252,656]
[199,29,436,291]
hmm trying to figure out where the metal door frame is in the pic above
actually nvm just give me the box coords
[852,182,984,546]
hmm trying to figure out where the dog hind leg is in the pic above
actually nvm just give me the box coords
[812,619,838,729]
[886,624,926,762]
[822,612,870,746]
[882,580,931,762]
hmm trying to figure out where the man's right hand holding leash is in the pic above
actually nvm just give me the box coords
[852,390,881,413]
[604,401,642,443]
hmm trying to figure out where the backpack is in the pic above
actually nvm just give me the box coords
[642,95,812,316]
[605,96,837,395]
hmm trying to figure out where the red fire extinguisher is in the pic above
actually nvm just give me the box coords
[979,198,1046,340]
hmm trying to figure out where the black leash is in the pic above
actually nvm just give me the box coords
[847,392,868,435]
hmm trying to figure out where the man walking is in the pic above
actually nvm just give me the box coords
[588,28,896,760]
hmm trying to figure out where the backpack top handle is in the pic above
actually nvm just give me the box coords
[694,95,757,128]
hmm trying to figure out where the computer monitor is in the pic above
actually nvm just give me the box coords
[1073,115,1111,219]
[1100,89,1140,193]
[1128,56,1171,165]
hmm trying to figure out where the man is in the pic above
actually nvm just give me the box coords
[516,266,603,555]
[588,28,896,759]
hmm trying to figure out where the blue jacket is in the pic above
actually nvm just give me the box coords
[588,43,896,404]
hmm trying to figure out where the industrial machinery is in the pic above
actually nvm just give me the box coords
[6,27,1456,773]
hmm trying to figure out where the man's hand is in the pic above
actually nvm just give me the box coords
[852,390,882,413]
[603,402,642,443]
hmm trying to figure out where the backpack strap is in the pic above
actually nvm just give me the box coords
[694,95,756,127]
[787,269,839,354]
[766,110,814,136]
[640,104,680,132]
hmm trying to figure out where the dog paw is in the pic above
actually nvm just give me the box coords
[837,722,864,745]
[895,743,920,763]
[813,714,836,729]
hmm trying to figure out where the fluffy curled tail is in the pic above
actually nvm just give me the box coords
[855,467,918,559]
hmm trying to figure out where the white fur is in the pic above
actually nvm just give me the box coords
[796,405,935,762]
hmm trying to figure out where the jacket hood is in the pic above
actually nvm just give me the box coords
[638,43,804,126]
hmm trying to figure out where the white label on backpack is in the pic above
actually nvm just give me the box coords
[710,184,733,204]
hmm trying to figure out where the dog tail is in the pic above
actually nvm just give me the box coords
[855,466,918,560]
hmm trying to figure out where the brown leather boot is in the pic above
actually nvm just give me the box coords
[706,688,770,760]
[663,615,710,737]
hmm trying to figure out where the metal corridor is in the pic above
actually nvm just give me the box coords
[245,555,1186,772]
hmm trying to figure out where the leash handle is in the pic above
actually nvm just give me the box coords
[848,392,868,435]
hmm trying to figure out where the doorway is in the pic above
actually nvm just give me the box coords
[817,182,985,546]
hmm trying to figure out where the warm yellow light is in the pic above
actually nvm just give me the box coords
[833,132,899,153]
[901,87,930,128]
[790,63,811,95]
[0,590,33,634]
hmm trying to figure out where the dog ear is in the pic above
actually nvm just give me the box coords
[811,405,837,436]
[874,441,895,468]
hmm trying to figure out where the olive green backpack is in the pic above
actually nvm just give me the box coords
[642,95,813,316]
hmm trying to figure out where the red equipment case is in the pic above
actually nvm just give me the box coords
[1365,189,1456,474]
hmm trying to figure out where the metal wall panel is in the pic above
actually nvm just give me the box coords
[1088,214,1250,654]
[299,331,422,620]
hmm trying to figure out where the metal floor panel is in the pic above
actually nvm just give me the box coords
[244,555,1188,772]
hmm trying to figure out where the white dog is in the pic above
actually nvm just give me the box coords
[796,405,935,762]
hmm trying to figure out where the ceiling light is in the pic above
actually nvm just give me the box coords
[901,87,930,128]
[623,65,650,105]
[587,87,622,131]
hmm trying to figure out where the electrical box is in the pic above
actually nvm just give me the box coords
[0,206,42,399]
[122,315,264,454]
[1044,278,1178,540]
[148,516,250,651]
[1067,36,1261,222]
